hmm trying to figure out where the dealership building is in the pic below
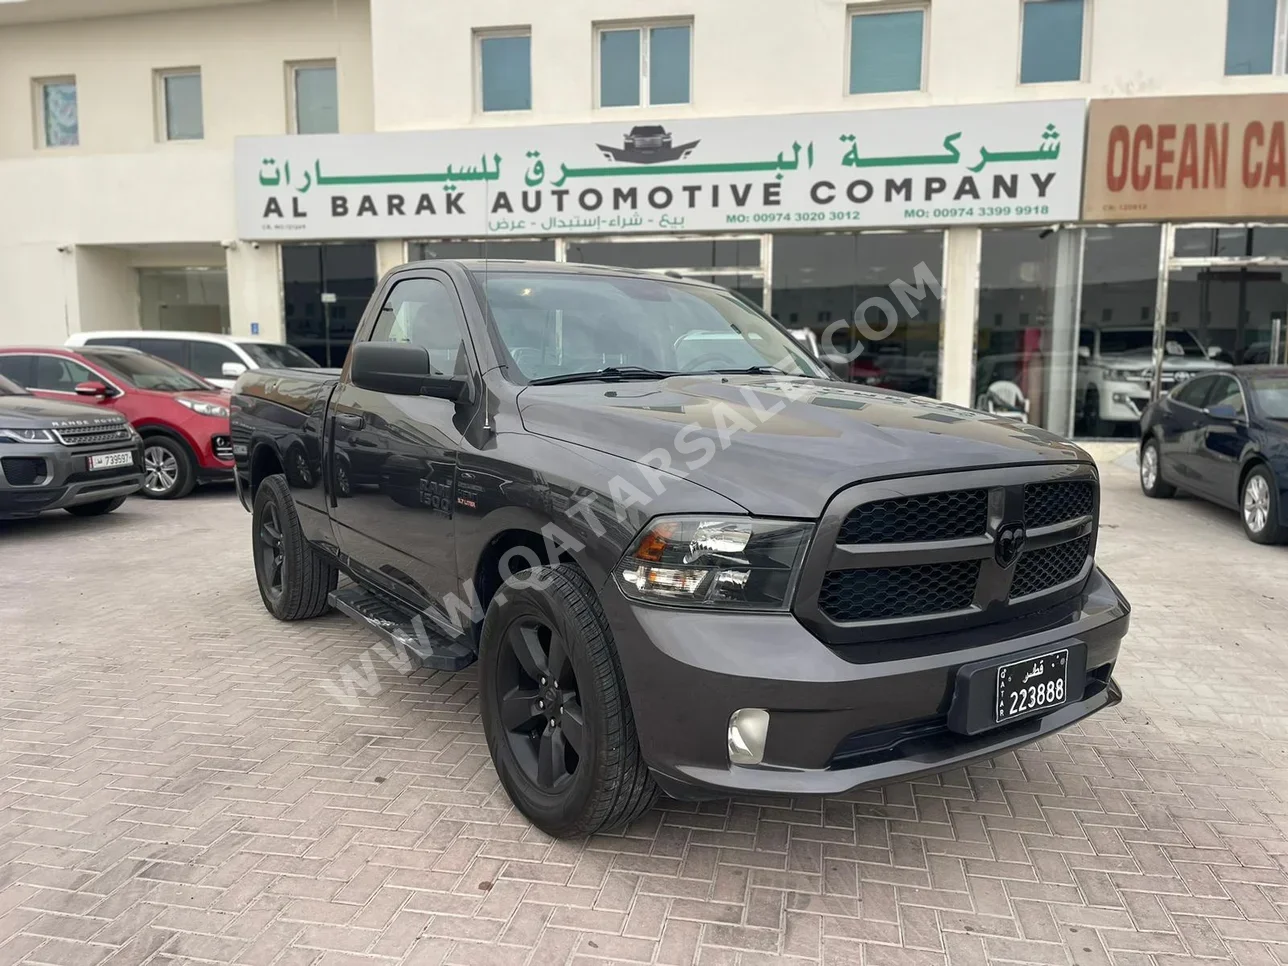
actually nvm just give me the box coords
[2,0,1286,437]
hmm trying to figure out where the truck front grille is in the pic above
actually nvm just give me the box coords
[54,425,132,447]
[797,465,1098,645]
[2,457,49,486]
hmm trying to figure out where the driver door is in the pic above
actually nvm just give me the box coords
[328,272,474,623]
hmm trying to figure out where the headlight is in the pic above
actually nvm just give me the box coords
[0,428,55,443]
[614,516,813,610]
[177,397,229,418]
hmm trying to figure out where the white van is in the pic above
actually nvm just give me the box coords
[65,332,319,390]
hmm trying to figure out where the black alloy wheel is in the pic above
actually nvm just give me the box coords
[497,617,588,792]
[258,499,286,605]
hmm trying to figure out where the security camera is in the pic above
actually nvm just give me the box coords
[250,241,260,250]
[56,244,73,254]
[221,240,238,250]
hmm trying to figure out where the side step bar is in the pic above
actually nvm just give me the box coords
[329,585,477,672]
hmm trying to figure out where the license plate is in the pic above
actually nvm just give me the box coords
[996,649,1069,723]
[88,451,134,471]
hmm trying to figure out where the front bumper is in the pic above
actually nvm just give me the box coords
[601,567,1129,799]
[0,441,144,518]
[1098,380,1151,423]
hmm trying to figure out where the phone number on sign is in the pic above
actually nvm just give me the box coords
[727,211,864,225]
[902,205,1052,220]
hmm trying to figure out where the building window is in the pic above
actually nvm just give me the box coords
[36,77,78,147]
[158,69,204,140]
[597,22,692,108]
[848,6,927,94]
[1225,0,1286,75]
[477,30,532,112]
[1020,0,1086,84]
[290,61,338,134]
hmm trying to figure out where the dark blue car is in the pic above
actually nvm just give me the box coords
[1139,366,1288,544]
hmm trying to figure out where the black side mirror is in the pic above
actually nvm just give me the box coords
[349,341,470,401]
[1204,403,1240,421]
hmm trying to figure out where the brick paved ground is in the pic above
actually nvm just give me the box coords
[2,460,1287,966]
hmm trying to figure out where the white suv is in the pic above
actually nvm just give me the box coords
[65,332,319,390]
[1077,326,1230,436]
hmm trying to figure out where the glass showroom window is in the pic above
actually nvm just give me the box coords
[410,239,557,261]
[773,232,944,396]
[1225,0,1287,74]
[598,22,692,107]
[37,77,78,147]
[1019,0,1086,84]
[158,69,204,140]
[848,6,927,94]
[478,30,532,112]
[291,61,338,134]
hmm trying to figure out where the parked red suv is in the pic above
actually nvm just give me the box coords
[0,346,233,499]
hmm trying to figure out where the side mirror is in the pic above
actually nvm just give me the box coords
[1204,403,1240,421]
[1206,346,1223,359]
[74,381,112,398]
[222,361,248,378]
[349,341,470,401]
[1077,345,1091,360]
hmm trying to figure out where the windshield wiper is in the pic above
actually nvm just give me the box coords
[693,365,791,376]
[529,366,678,386]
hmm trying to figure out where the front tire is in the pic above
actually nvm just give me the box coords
[65,495,128,517]
[479,565,657,838]
[252,474,337,619]
[141,436,196,500]
[1139,438,1176,499]
[1240,465,1287,545]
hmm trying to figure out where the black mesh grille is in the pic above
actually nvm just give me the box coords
[1024,481,1094,529]
[2,457,47,486]
[1009,536,1092,599]
[54,425,132,447]
[837,489,989,544]
[819,560,979,623]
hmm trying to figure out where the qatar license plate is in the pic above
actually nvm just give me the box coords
[88,451,134,471]
[996,649,1069,723]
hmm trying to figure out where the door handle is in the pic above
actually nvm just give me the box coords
[335,413,365,431]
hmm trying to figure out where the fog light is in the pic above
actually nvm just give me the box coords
[727,708,770,765]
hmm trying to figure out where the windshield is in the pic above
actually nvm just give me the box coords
[481,272,829,382]
[236,342,319,369]
[0,374,29,396]
[82,350,211,392]
[1249,376,1288,419]
[1099,329,1206,357]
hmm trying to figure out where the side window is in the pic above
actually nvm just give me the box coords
[32,356,96,392]
[135,339,188,367]
[1205,375,1246,415]
[0,355,35,387]
[1172,375,1214,407]
[188,342,240,379]
[371,277,470,376]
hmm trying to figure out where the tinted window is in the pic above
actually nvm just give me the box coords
[479,34,531,112]
[188,341,241,379]
[33,356,97,392]
[235,342,319,369]
[1225,0,1277,75]
[0,355,34,387]
[1172,375,1216,406]
[81,350,209,392]
[135,339,188,367]
[372,278,470,376]
[0,373,29,396]
[1205,375,1246,416]
[1248,376,1288,418]
[1021,0,1084,83]
[850,9,924,94]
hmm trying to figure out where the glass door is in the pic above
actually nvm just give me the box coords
[282,243,378,367]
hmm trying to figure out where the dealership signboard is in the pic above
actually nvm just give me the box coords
[234,100,1086,240]
[1083,93,1288,222]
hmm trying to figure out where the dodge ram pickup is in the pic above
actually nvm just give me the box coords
[232,259,1130,838]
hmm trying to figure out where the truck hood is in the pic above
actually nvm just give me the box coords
[517,376,1088,517]
[1096,351,1227,373]
[0,395,128,429]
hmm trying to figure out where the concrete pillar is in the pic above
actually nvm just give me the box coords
[940,226,981,408]
[226,242,283,341]
[1045,229,1084,437]
[376,239,407,279]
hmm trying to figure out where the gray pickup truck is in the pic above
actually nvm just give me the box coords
[232,259,1130,838]
[0,374,143,519]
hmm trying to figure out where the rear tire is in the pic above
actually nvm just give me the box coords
[141,436,196,500]
[1139,438,1176,499]
[1083,388,1115,438]
[479,565,657,838]
[1240,465,1287,545]
[65,496,127,517]
[252,474,337,620]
